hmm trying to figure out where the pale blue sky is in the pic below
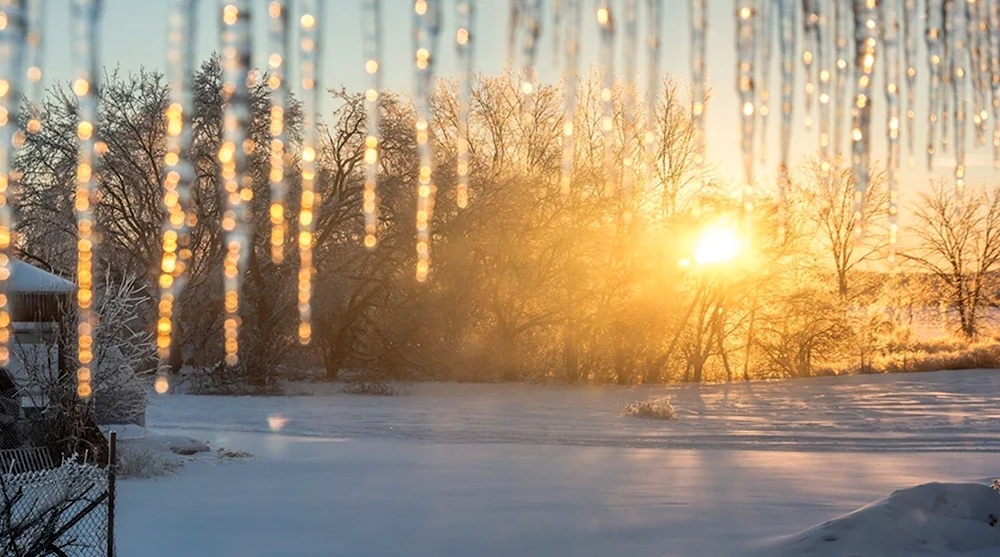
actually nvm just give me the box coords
[37,0,994,212]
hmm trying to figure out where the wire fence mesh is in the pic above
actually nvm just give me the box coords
[0,441,115,556]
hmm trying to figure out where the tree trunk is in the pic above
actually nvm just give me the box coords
[563,323,580,383]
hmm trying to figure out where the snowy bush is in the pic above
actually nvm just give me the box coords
[342,380,397,396]
[622,397,678,420]
[114,444,183,479]
[217,448,253,460]
[90,273,157,424]
[15,272,155,426]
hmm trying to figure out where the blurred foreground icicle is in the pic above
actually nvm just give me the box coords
[622,0,637,200]
[991,0,1000,168]
[756,0,772,164]
[0,0,24,370]
[949,0,966,194]
[24,0,43,133]
[363,0,383,242]
[802,0,817,131]
[851,0,877,239]
[815,0,831,154]
[71,0,102,398]
[925,0,943,168]
[643,0,662,193]
[297,0,324,342]
[833,0,852,156]
[267,0,289,262]
[777,0,796,240]
[157,0,198,392]
[596,1,616,196]
[690,0,706,168]
[218,0,252,362]
[519,0,541,128]
[903,0,917,168]
[882,0,901,263]
[413,0,440,282]
[455,0,473,208]
[735,0,756,213]
[559,0,581,195]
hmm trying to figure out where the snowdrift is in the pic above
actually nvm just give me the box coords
[761,482,1000,556]
[101,424,211,455]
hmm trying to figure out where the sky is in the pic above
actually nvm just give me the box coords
[35,0,998,219]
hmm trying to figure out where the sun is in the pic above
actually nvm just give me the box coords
[694,226,741,266]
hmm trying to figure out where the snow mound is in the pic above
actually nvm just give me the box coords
[102,424,211,455]
[762,482,1000,556]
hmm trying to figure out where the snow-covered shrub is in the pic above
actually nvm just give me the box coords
[342,380,396,396]
[15,272,155,426]
[622,397,678,420]
[90,273,157,424]
[217,448,252,460]
[113,439,187,479]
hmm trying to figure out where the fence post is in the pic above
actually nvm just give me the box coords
[107,430,116,557]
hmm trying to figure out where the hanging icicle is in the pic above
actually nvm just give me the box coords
[778,0,796,240]
[24,0,43,134]
[156,0,198,394]
[520,0,541,127]
[0,0,24,370]
[298,0,324,340]
[802,0,818,131]
[552,0,562,67]
[882,0,901,263]
[362,0,383,243]
[925,0,943,168]
[507,0,520,67]
[833,0,852,156]
[969,0,988,148]
[267,0,289,262]
[218,0,252,362]
[559,0,581,195]
[945,0,968,194]
[949,0,966,193]
[815,0,831,154]
[621,0,638,199]
[643,0,663,193]
[71,0,102,399]
[990,0,1000,168]
[757,0,772,164]
[940,0,952,154]
[736,1,756,213]
[596,1,616,196]
[903,0,918,167]
[413,0,441,282]
[455,0,474,208]
[851,0,877,238]
[690,0,707,167]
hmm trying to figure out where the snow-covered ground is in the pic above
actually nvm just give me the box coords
[117,369,1000,556]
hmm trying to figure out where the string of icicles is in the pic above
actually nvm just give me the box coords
[6,0,999,400]
[688,0,1000,244]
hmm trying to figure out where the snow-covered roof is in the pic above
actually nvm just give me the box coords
[9,259,75,294]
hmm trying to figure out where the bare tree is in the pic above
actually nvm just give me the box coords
[905,181,1000,339]
[795,155,889,298]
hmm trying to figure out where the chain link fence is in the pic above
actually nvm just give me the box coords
[0,433,116,557]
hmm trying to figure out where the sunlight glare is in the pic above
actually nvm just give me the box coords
[694,227,740,265]
[268,414,289,432]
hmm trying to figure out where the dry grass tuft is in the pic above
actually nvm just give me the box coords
[622,397,678,420]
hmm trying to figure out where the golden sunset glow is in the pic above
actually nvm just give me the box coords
[694,226,741,266]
